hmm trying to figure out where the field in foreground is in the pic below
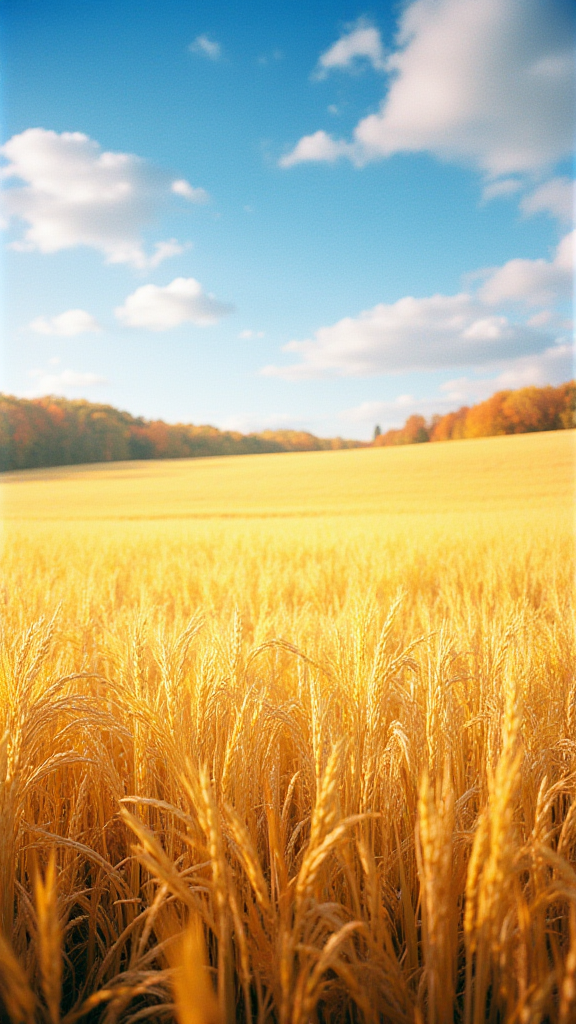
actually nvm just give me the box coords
[1,431,575,1024]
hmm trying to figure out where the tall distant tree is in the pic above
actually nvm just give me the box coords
[403,415,429,444]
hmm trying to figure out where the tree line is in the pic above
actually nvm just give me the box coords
[0,394,362,471]
[0,380,574,471]
[373,381,575,447]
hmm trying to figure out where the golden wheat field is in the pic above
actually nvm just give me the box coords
[1,430,575,1024]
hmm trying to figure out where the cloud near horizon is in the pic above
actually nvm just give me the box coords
[262,233,574,381]
[115,277,233,330]
[25,367,108,398]
[281,0,574,184]
[340,342,574,429]
[1,128,208,268]
[340,394,416,423]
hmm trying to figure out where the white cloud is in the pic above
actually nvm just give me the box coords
[262,292,553,380]
[340,393,462,434]
[479,231,574,307]
[220,411,301,433]
[147,239,188,268]
[340,395,415,423]
[314,19,386,78]
[527,310,554,328]
[115,277,233,331]
[521,176,574,223]
[1,128,206,267]
[440,344,574,402]
[28,309,101,337]
[339,342,574,432]
[171,179,209,203]
[279,131,355,169]
[25,367,108,397]
[238,329,265,339]
[282,0,574,176]
[481,178,522,202]
[189,35,222,60]
[263,223,573,382]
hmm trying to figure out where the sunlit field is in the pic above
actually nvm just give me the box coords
[1,430,575,1024]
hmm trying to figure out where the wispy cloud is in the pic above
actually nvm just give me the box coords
[521,177,574,223]
[189,35,222,60]
[28,309,101,337]
[481,179,522,203]
[340,395,416,423]
[220,411,316,433]
[257,49,283,66]
[25,367,108,397]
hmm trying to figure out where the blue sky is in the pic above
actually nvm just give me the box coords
[1,0,574,438]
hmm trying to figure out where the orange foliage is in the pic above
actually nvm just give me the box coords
[0,381,573,471]
[373,381,574,448]
[0,396,362,471]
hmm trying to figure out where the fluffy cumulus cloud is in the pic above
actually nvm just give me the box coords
[1,128,208,268]
[279,131,354,169]
[115,277,233,330]
[262,293,555,380]
[282,0,574,178]
[314,19,386,78]
[189,35,222,60]
[479,231,574,307]
[28,309,101,336]
[171,179,209,202]
[263,229,574,381]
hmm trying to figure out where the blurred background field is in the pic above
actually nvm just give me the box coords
[0,431,575,1023]
[2,428,573,520]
